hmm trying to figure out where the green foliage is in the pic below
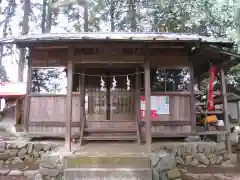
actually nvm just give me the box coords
[152,69,189,91]
[31,68,64,93]
[0,0,240,87]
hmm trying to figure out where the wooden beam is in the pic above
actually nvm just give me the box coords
[31,55,189,67]
[156,65,191,70]
[29,93,66,97]
[144,57,151,153]
[205,46,240,59]
[23,49,33,133]
[32,48,188,64]
[140,91,191,96]
[28,120,191,127]
[34,44,186,50]
[28,121,81,127]
[74,64,140,69]
[220,67,231,154]
[65,47,74,151]
[75,60,144,64]
[141,120,192,126]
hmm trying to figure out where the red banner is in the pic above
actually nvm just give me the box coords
[208,66,216,111]
[140,110,157,119]
[140,96,157,120]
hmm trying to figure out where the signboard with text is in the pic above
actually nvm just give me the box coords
[140,95,169,120]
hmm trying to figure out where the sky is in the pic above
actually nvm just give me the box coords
[0,0,118,84]
[0,0,86,82]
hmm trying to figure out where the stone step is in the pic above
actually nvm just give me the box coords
[64,155,151,169]
[64,168,152,180]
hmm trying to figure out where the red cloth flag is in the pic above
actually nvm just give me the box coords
[208,66,216,111]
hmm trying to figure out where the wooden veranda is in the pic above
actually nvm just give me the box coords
[215,93,240,123]
[0,33,239,153]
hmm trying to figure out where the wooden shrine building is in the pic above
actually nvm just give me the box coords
[0,33,239,152]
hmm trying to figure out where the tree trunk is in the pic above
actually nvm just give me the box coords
[46,0,53,33]
[41,0,47,33]
[128,0,137,32]
[0,0,16,66]
[153,10,158,32]
[84,3,88,32]
[110,0,115,32]
[236,6,240,37]
[18,0,30,82]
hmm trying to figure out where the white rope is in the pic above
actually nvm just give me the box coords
[72,71,144,77]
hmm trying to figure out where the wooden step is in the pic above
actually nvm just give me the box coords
[84,128,137,133]
[83,135,138,141]
[87,120,136,123]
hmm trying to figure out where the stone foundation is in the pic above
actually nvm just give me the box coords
[163,142,236,167]
[0,141,235,180]
[39,150,64,180]
[151,142,237,180]
[0,140,60,179]
[151,151,181,180]
[40,142,237,180]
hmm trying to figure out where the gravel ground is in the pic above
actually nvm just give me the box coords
[0,176,27,180]
[182,172,240,180]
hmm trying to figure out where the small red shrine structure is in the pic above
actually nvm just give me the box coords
[0,82,26,125]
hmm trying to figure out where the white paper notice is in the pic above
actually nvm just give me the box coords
[155,96,169,115]
[140,96,169,115]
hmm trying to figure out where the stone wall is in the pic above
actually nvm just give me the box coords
[164,142,237,167]
[0,140,234,180]
[151,151,182,180]
[39,142,237,180]
[39,151,64,180]
[0,140,59,180]
[151,142,237,180]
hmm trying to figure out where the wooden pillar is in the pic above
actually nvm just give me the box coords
[65,47,73,151]
[79,68,86,146]
[135,66,141,144]
[237,101,240,123]
[144,58,151,152]
[106,72,111,120]
[15,98,20,125]
[189,66,196,132]
[80,69,86,122]
[23,48,32,133]
[220,67,231,154]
